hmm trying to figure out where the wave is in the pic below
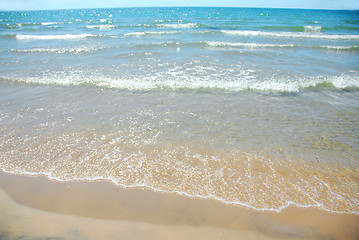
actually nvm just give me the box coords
[85,24,117,30]
[202,41,359,51]
[129,40,358,51]
[2,22,39,29]
[260,25,307,32]
[1,124,358,214]
[40,22,60,26]
[129,41,188,49]
[304,25,322,32]
[11,47,105,54]
[3,71,358,93]
[157,23,199,29]
[203,41,295,48]
[317,45,359,50]
[15,34,101,40]
[2,166,357,215]
[221,30,359,40]
[124,31,179,36]
[260,25,322,32]
[2,22,66,29]
[129,40,292,50]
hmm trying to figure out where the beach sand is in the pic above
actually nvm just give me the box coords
[0,171,358,240]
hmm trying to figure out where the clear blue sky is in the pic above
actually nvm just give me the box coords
[1,0,358,11]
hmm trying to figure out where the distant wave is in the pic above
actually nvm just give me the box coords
[124,31,179,36]
[317,45,359,50]
[125,40,359,51]
[203,41,359,51]
[2,22,39,29]
[203,41,295,48]
[11,47,105,54]
[260,25,322,32]
[40,22,60,26]
[2,21,69,29]
[85,24,117,30]
[221,30,359,40]
[157,23,199,29]
[10,41,357,55]
[304,25,322,32]
[15,34,101,40]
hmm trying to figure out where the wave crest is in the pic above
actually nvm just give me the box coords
[3,71,358,93]
[85,24,116,30]
[304,25,322,32]
[157,23,199,29]
[202,41,359,51]
[221,30,359,40]
[124,31,178,36]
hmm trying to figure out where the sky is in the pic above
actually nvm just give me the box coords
[0,0,358,11]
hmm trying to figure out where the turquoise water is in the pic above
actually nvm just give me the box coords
[1,8,359,89]
[0,7,359,213]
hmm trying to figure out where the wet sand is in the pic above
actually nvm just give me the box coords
[0,171,358,240]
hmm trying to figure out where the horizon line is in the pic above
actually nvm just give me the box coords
[1,6,358,12]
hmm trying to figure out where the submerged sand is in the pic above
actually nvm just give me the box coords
[0,171,358,240]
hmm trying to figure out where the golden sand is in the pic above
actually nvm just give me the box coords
[0,171,358,240]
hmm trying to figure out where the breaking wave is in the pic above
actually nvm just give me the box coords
[202,41,359,51]
[2,71,358,93]
[221,30,359,40]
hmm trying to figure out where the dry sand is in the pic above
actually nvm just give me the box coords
[0,171,358,240]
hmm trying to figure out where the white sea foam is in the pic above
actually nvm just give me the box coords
[329,72,359,89]
[40,22,59,26]
[1,166,357,215]
[157,23,198,28]
[85,24,116,30]
[124,31,178,36]
[304,25,322,32]
[221,30,359,40]
[15,34,99,40]
[318,45,359,50]
[203,41,359,51]
[11,47,103,54]
[203,41,295,48]
[7,69,359,92]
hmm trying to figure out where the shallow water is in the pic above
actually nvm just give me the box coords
[0,7,359,214]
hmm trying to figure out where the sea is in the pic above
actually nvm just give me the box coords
[0,7,358,214]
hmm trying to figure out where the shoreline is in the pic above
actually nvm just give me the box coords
[1,168,357,216]
[1,171,358,239]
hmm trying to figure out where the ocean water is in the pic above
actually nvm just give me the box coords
[0,7,359,214]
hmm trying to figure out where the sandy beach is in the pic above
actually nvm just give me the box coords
[0,171,358,240]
